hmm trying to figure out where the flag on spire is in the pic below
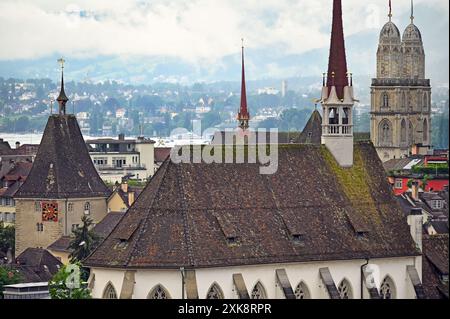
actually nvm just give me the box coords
[237,39,250,130]
[326,0,349,100]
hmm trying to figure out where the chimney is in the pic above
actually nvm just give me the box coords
[407,208,423,251]
[128,191,135,207]
[121,182,128,193]
[118,133,125,141]
[411,181,419,201]
[15,141,20,149]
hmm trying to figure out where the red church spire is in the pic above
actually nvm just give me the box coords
[237,39,250,130]
[326,0,349,100]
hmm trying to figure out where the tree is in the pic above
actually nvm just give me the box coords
[0,222,14,255]
[0,267,21,298]
[48,262,91,299]
[68,216,99,264]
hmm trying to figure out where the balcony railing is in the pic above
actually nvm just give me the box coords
[94,164,147,170]
[323,125,353,136]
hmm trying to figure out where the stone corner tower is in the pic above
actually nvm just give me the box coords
[321,0,356,168]
[371,0,432,162]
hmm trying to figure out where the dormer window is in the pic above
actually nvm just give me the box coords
[226,236,240,246]
[356,231,368,239]
[431,200,444,210]
[292,234,305,245]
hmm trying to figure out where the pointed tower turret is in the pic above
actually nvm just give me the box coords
[402,0,425,79]
[237,39,250,130]
[56,58,69,115]
[320,0,356,167]
[377,0,402,78]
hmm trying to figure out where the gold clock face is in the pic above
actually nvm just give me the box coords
[42,202,58,222]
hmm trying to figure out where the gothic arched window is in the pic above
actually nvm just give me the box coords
[380,276,396,299]
[103,282,118,299]
[409,121,415,145]
[401,119,407,144]
[423,119,428,143]
[378,119,393,146]
[382,92,389,108]
[328,108,338,125]
[294,281,311,299]
[251,281,267,299]
[338,279,353,299]
[148,284,170,299]
[402,92,407,108]
[423,92,428,110]
[206,283,224,299]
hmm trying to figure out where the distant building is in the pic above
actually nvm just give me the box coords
[384,154,449,196]
[86,134,155,183]
[281,80,287,98]
[0,161,33,226]
[371,6,432,162]
[115,108,126,119]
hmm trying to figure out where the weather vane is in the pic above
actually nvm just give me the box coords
[58,57,65,70]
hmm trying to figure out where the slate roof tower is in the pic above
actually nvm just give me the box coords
[14,59,110,256]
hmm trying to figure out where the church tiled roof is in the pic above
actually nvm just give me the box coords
[14,115,110,199]
[422,235,449,299]
[85,142,419,269]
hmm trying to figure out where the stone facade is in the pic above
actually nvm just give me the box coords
[371,18,431,162]
[15,198,107,256]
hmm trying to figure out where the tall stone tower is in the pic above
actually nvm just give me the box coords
[321,0,356,168]
[371,1,431,162]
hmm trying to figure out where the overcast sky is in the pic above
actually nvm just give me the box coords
[0,0,448,83]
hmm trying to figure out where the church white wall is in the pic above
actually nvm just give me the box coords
[90,256,419,299]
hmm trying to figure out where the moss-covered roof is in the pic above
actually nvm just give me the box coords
[85,142,418,269]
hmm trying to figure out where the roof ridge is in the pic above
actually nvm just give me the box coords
[123,158,172,267]
[175,163,195,267]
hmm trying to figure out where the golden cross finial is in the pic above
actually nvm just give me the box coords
[57,57,65,70]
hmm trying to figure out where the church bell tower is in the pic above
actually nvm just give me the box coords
[320,0,356,167]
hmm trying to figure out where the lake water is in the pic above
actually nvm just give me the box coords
[0,132,211,148]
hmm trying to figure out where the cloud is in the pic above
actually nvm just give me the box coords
[0,0,448,83]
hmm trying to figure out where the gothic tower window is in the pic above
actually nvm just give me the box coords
[378,119,393,146]
[294,281,311,299]
[401,119,407,144]
[422,92,428,110]
[380,276,396,299]
[206,283,224,299]
[103,282,118,299]
[251,281,267,299]
[342,108,350,125]
[402,92,407,109]
[423,119,428,143]
[382,92,389,108]
[409,121,415,145]
[338,279,353,299]
[329,108,338,125]
[148,284,170,299]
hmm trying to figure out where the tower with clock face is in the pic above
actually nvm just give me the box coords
[14,60,111,257]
